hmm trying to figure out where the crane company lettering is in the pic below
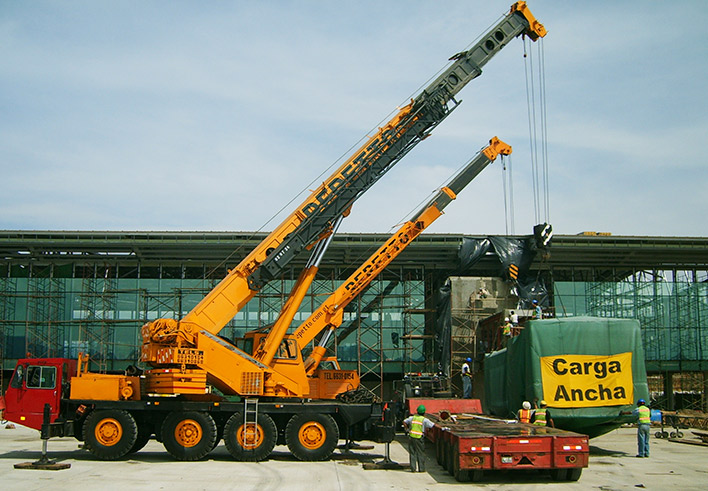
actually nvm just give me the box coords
[323,371,356,381]
[540,352,633,408]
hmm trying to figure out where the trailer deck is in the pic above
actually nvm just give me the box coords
[424,409,589,482]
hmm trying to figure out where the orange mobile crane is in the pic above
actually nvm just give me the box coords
[3,2,544,464]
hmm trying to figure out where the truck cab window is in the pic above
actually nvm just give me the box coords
[10,364,25,388]
[25,366,57,389]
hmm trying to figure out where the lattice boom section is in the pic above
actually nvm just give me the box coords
[240,372,263,395]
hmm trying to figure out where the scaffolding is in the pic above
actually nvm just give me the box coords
[24,266,66,360]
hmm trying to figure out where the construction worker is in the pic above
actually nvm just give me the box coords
[532,299,542,319]
[403,404,434,472]
[461,357,472,398]
[532,400,554,427]
[517,401,532,423]
[501,317,512,346]
[634,399,651,457]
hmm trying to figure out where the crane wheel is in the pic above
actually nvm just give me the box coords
[83,409,138,460]
[285,413,339,461]
[161,411,217,461]
[128,422,153,454]
[223,412,277,462]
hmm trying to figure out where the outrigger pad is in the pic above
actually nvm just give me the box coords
[14,461,71,471]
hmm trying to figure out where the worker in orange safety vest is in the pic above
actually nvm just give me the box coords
[517,400,532,423]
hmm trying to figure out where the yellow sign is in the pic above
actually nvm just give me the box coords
[540,352,633,408]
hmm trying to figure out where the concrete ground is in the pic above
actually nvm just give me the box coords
[1,423,706,490]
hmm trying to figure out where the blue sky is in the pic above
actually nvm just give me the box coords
[1,1,706,237]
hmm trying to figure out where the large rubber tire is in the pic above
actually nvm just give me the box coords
[567,468,582,481]
[83,409,138,460]
[224,412,277,462]
[445,441,455,475]
[469,469,484,482]
[128,423,153,454]
[435,437,443,465]
[550,469,568,481]
[655,431,663,439]
[285,413,339,461]
[161,411,217,461]
[439,439,448,472]
[453,444,470,482]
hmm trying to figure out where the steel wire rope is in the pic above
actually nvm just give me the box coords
[501,154,515,235]
[538,38,551,223]
[523,37,540,225]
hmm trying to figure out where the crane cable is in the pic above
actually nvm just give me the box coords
[523,36,550,226]
[501,154,514,235]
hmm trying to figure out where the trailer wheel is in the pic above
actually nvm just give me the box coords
[445,440,455,475]
[223,412,277,462]
[286,413,339,461]
[566,468,582,481]
[550,469,568,481]
[654,431,663,439]
[161,411,217,461]
[83,409,138,460]
[439,438,448,470]
[469,469,484,482]
[435,437,443,465]
[453,446,470,482]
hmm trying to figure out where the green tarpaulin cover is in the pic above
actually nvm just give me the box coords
[484,317,650,438]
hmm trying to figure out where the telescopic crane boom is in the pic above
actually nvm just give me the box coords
[295,138,512,376]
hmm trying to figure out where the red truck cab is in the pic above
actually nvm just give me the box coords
[3,358,76,430]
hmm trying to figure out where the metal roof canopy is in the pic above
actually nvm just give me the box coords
[1,231,707,281]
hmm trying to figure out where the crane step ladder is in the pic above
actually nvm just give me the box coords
[243,398,259,448]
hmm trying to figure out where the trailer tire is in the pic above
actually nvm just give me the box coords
[550,468,568,481]
[453,448,470,482]
[224,412,277,462]
[83,409,138,460]
[286,413,339,461]
[161,411,217,461]
[469,469,484,482]
[655,431,663,439]
[435,437,443,465]
[566,468,582,481]
[445,440,455,475]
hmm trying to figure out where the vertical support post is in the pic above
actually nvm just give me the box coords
[663,372,675,411]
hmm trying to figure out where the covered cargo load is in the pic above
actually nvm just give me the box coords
[484,317,650,438]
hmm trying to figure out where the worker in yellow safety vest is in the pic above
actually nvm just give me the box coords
[403,405,434,472]
[532,400,554,427]
[634,399,651,457]
[517,401,532,423]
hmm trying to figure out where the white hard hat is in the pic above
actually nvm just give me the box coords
[505,317,510,321]
[522,401,531,410]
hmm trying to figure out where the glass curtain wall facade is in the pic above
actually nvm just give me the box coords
[553,270,708,369]
[0,264,425,375]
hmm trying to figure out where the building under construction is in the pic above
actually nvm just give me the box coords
[1,230,706,411]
